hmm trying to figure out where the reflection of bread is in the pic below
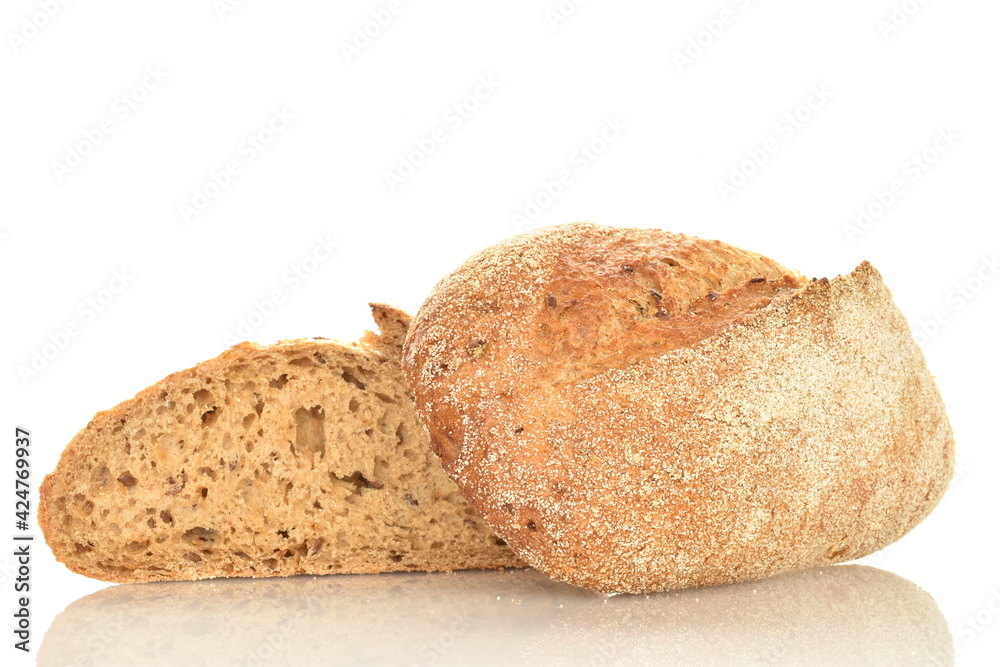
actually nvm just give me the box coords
[403,223,954,593]
[39,304,520,583]
[38,565,953,666]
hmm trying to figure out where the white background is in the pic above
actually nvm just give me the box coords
[2,1,999,665]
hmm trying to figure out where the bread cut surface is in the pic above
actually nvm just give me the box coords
[403,222,954,593]
[39,304,521,583]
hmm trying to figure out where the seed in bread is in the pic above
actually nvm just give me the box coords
[402,222,954,594]
[39,304,522,583]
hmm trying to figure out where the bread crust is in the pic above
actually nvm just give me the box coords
[39,304,522,583]
[403,223,954,593]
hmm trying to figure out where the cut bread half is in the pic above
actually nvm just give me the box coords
[39,304,522,583]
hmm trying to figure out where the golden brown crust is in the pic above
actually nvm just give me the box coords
[362,302,411,358]
[39,306,522,584]
[403,222,954,593]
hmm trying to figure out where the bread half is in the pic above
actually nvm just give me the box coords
[39,304,521,583]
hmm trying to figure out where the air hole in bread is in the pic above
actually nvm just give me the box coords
[73,494,95,516]
[193,389,212,405]
[341,370,366,391]
[253,398,264,416]
[331,471,383,492]
[348,398,360,413]
[289,357,313,367]
[183,527,216,547]
[373,459,390,482]
[165,474,186,496]
[92,464,110,488]
[201,407,219,426]
[125,540,149,553]
[294,405,326,458]
[374,392,395,404]
[269,374,289,389]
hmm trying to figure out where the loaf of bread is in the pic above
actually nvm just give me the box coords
[403,223,954,593]
[39,304,521,583]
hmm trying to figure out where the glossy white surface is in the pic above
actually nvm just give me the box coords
[38,567,951,666]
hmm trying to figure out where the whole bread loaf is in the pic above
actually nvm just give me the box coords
[39,304,521,583]
[402,223,954,593]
